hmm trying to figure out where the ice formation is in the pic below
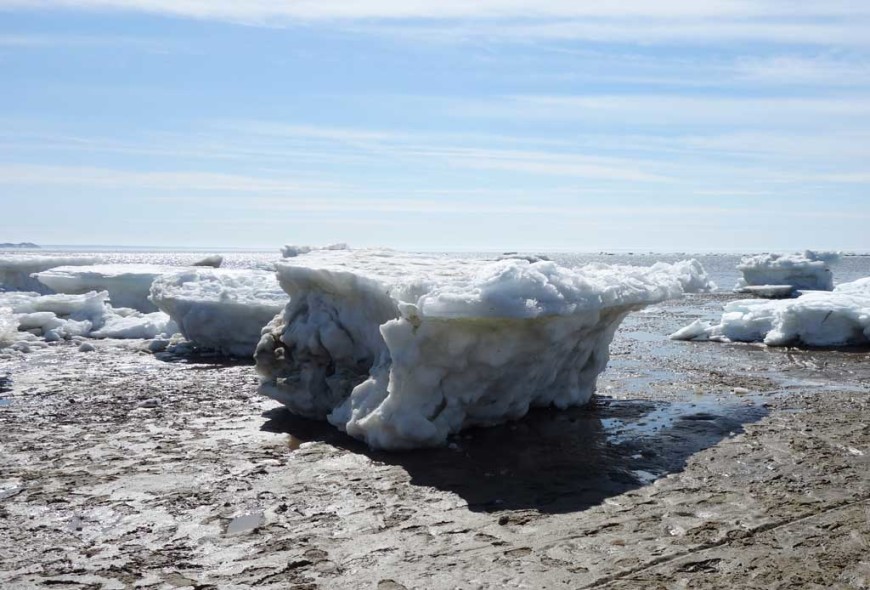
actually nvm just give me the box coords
[0,308,18,349]
[0,255,102,293]
[256,249,711,450]
[35,264,180,312]
[0,291,175,347]
[193,255,223,268]
[670,277,870,347]
[281,243,349,258]
[648,259,717,293]
[735,250,840,292]
[150,269,287,357]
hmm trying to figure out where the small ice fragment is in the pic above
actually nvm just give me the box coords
[146,339,170,353]
[78,342,96,352]
[192,254,223,268]
[669,319,712,341]
[226,511,264,536]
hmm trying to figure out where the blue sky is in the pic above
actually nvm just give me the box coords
[1,1,869,251]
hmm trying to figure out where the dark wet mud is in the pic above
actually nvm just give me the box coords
[1,294,868,589]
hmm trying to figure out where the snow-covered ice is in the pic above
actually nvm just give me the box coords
[0,255,102,293]
[0,308,18,349]
[0,291,175,347]
[256,249,712,450]
[671,277,870,347]
[150,268,287,357]
[35,264,180,312]
[735,251,840,292]
[281,243,349,258]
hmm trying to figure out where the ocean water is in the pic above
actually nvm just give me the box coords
[13,248,870,291]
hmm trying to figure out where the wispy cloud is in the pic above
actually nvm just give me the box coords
[4,1,870,21]
[3,1,870,46]
[0,164,344,192]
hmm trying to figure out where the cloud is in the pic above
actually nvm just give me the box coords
[0,164,343,192]
[3,1,870,46]
[4,0,870,21]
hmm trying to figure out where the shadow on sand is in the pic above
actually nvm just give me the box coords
[262,395,767,514]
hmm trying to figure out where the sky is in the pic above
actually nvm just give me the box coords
[1,1,869,252]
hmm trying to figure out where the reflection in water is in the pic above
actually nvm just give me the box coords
[262,395,767,514]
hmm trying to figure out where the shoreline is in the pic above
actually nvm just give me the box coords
[1,296,868,589]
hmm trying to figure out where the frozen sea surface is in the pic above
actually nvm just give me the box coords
[9,247,870,291]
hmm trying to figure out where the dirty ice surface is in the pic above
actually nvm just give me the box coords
[256,249,716,450]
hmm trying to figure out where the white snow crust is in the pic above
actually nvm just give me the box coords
[670,277,870,347]
[256,249,711,450]
[0,291,175,347]
[281,243,349,258]
[35,264,180,312]
[0,255,102,293]
[736,250,840,292]
[150,269,287,357]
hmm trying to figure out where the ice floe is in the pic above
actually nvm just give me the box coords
[35,264,180,312]
[150,268,287,357]
[256,249,713,450]
[0,255,102,293]
[281,243,349,258]
[735,250,840,292]
[671,277,870,347]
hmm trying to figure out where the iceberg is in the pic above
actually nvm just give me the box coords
[735,250,840,292]
[0,255,102,293]
[255,249,710,450]
[670,277,870,347]
[35,264,180,312]
[150,268,287,357]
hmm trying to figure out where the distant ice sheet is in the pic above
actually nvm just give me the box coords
[671,277,870,347]
[256,249,712,450]
[0,255,102,293]
[281,243,349,258]
[35,264,180,312]
[150,268,287,357]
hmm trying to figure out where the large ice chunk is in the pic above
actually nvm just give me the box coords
[0,290,175,343]
[256,249,705,450]
[671,277,870,347]
[735,250,840,292]
[150,268,287,357]
[35,264,180,312]
[0,255,102,293]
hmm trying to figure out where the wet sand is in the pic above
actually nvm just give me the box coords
[1,294,868,589]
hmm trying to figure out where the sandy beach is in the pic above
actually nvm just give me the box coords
[2,293,867,589]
